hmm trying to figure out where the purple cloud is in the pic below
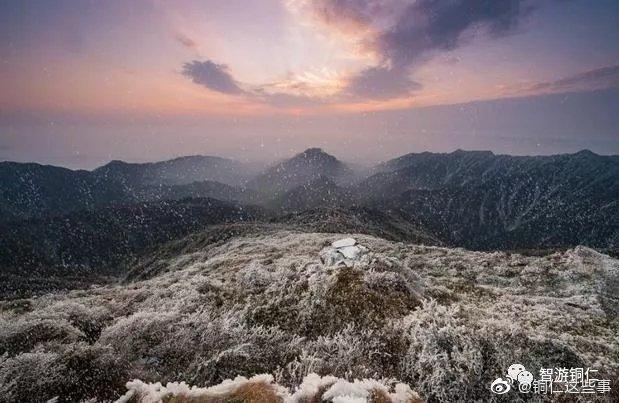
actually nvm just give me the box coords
[529,65,619,93]
[175,33,197,49]
[376,0,533,68]
[313,0,535,100]
[182,60,244,95]
[182,59,325,107]
[311,0,380,29]
[346,66,421,99]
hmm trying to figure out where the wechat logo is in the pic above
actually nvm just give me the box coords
[491,364,534,394]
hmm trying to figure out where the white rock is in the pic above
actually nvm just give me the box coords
[319,248,346,266]
[338,245,363,260]
[332,237,357,248]
[320,243,369,267]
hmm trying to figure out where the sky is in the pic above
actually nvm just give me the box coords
[0,0,618,168]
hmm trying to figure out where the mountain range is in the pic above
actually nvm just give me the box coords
[0,155,253,221]
[1,147,617,296]
[357,149,618,250]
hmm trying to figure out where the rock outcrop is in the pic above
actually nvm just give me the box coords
[320,237,369,266]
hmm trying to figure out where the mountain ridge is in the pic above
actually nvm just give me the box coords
[2,148,616,255]
[246,148,356,197]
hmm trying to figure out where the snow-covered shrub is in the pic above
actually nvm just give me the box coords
[1,232,617,402]
[245,263,421,338]
[400,300,587,402]
[98,310,185,382]
[0,351,59,403]
[120,374,287,403]
[236,260,278,293]
[44,342,128,402]
[99,310,179,362]
[55,302,111,342]
[32,300,112,343]
[296,324,408,384]
[0,343,127,402]
[183,321,305,386]
[0,318,83,356]
[303,266,420,335]
[401,301,493,401]
[364,270,422,302]
[120,373,422,403]
[99,308,305,386]
[0,299,113,357]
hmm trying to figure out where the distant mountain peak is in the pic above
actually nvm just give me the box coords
[573,149,598,157]
[303,147,325,154]
[101,159,128,167]
[292,148,338,163]
[278,148,343,170]
[450,149,494,156]
[247,148,353,194]
[164,154,226,163]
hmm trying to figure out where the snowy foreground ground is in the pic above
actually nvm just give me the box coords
[1,231,618,402]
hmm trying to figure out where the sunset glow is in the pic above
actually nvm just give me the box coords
[1,0,617,166]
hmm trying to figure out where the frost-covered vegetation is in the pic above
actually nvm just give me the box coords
[0,231,618,402]
[119,373,422,403]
